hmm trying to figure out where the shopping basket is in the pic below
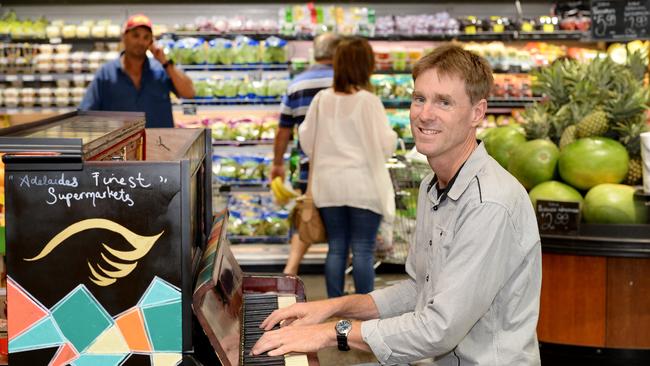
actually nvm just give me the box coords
[377,155,432,264]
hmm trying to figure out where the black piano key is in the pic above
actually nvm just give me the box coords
[243,354,285,365]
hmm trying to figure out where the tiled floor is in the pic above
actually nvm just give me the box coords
[299,272,409,366]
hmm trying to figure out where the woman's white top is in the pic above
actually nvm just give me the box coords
[298,88,398,221]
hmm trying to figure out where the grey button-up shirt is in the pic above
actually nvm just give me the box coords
[361,143,542,365]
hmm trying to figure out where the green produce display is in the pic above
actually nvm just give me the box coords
[558,137,629,190]
[583,184,647,224]
[483,125,527,168]
[529,180,583,208]
[507,139,559,190]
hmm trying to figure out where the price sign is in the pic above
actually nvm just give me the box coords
[182,104,197,115]
[536,200,581,234]
[591,0,650,40]
[40,75,54,82]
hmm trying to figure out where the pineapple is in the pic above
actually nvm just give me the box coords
[521,103,551,140]
[625,156,643,185]
[576,109,609,138]
[559,125,577,149]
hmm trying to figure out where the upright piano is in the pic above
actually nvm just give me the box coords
[193,210,319,366]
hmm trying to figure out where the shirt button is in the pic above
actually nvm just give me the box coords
[429,239,432,246]
[426,274,430,282]
[439,231,443,236]
[433,205,438,211]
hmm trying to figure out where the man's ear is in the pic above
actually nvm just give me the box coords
[470,99,488,128]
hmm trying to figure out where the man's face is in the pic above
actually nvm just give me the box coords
[122,26,153,59]
[409,68,484,162]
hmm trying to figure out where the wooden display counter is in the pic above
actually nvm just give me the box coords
[539,224,650,366]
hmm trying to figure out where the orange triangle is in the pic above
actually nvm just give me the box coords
[8,278,48,340]
[49,343,78,366]
[116,308,152,352]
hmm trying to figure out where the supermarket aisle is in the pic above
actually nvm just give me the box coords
[300,273,409,366]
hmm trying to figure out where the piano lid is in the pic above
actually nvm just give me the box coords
[193,210,245,366]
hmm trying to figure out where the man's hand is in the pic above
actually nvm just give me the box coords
[251,321,335,357]
[270,163,286,182]
[260,300,335,331]
[148,42,167,65]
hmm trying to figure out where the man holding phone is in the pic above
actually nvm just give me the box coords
[80,14,194,128]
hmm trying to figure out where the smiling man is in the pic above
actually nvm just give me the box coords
[251,44,542,366]
[80,14,194,128]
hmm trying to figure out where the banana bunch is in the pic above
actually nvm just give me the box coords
[270,177,299,206]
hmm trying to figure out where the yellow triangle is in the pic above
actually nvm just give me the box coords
[86,325,130,354]
[151,353,182,366]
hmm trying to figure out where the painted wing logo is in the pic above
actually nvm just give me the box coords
[24,218,164,287]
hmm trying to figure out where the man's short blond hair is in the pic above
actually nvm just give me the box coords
[413,44,494,105]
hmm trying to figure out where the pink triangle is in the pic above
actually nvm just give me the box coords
[48,343,78,366]
[7,278,49,340]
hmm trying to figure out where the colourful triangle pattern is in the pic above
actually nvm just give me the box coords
[142,300,182,352]
[115,308,151,353]
[71,354,127,366]
[7,277,49,340]
[9,316,64,352]
[49,343,79,366]
[151,353,182,366]
[86,325,130,354]
[139,277,181,307]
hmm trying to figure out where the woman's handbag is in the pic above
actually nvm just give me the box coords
[292,93,327,245]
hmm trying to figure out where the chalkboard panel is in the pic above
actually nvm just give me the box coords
[591,0,650,40]
[536,200,582,234]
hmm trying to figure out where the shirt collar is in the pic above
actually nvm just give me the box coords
[116,52,151,72]
[428,141,490,203]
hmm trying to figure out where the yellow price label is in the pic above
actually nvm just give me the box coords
[542,24,555,33]
[465,25,477,34]
[493,24,505,33]
[521,22,534,32]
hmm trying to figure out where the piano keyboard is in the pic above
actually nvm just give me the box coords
[241,293,309,366]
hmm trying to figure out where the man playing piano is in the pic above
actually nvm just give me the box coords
[251,45,542,365]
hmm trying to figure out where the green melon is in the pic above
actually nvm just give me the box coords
[558,137,629,191]
[529,180,584,208]
[483,126,527,168]
[583,184,647,224]
[507,139,560,190]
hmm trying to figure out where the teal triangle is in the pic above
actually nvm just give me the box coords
[142,300,182,352]
[140,277,180,307]
[71,354,127,366]
[9,316,64,352]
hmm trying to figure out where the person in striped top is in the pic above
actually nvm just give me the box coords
[271,32,340,275]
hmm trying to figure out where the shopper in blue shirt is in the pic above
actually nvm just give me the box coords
[270,33,340,276]
[80,14,194,128]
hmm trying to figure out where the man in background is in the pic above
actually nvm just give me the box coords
[80,14,194,128]
[270,32,340,275]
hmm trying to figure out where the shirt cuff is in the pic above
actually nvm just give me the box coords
[370,287,401,318]
[361,319,392,364]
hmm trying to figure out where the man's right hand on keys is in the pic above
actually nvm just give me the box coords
[260,300,334,331]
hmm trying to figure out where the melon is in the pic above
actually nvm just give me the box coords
[529,180,583,208]
[558,137,629,190]
[583,184,647,224]
[507,139,559,190]
[483,126,526,168]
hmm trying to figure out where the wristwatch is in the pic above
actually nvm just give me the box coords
[162,59,174,69]
[335,319,352,351]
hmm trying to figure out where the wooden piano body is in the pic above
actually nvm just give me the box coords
[193,210,318,366]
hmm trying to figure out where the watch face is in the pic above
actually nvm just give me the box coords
[336,320,352,334]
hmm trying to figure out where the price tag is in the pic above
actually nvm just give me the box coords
[85,74,94,82]
[6,109,18,115]
[49,37,62,44]
[5,75,17,82]
[464,25,477,35]
[23,75,35,82]
[40,75,54,82]
[542,23,555,33]
[521,22,534,32]
[592,0,650,40]
[492,24,505,33]
[536,200,581,235]
[182,104,197,115]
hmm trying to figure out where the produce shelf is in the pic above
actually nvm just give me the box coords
[179,64,290,72]
[180,97,282,106]
[0,73,94,82]
[0,107,76,114]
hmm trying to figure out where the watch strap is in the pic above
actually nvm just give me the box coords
[162,60,174,69]
[337,334,350,351]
